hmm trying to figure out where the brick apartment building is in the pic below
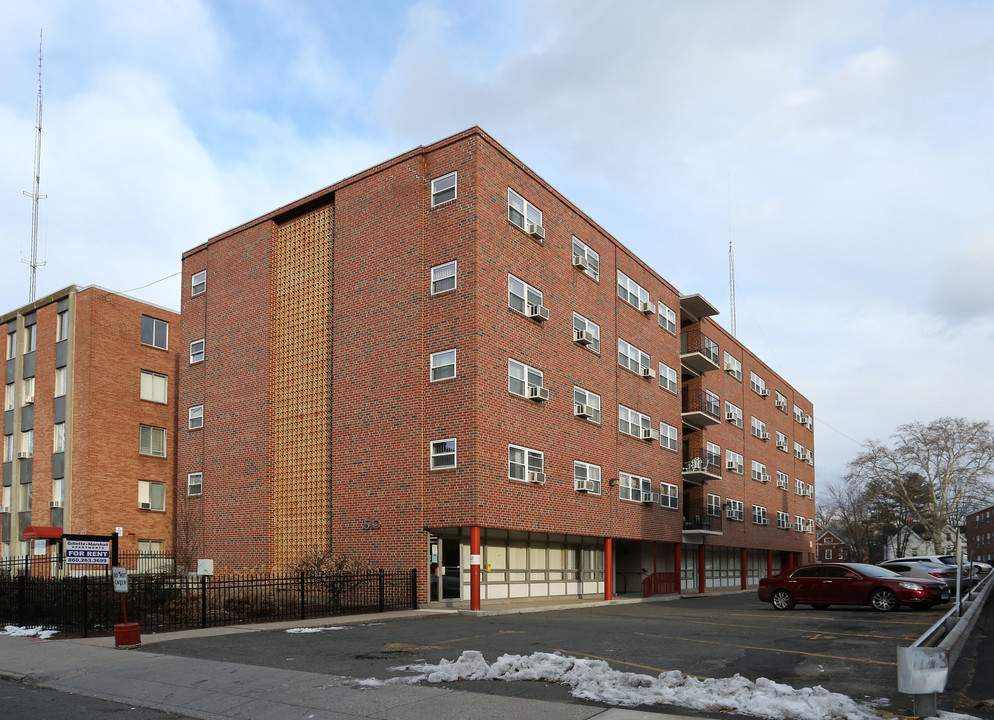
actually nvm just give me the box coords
[178,127,816,605]
[2,286,178,567]
[968,505,994,564]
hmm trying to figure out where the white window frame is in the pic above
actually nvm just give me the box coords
[141,315,169,350]
[187,472,203,496]
[726,449,744,474]
[706,442,721,469]
[659,422,678,452]
[776,471,789,490]
[707,494,722,517]
[430,438,457,470]
[508,444,544,483]
[508,359,544,398]
[190,339,205,364]
[431,171,457,207]
[571,236,600,281]
[795,441,806,460]
[140,370,168,404]
[573,386,602,424]
[5,331,15,360]
[705,390,720,417]
[777,511,791,529]
[507,188,542,232]
[24,324,36,353]
[22,377,34,405]
[825,548,833,560]
[795,478,806,495]
[724,352,742,380]
[508,274,544,316]
[751,416,767,439]
[430,349,457,382]
[619,472,652,503]
[4,383,13,411]
[795,515,806,532]
[53,422,66,453]
[619,404,651,439]
[726,499,744,521]
[617,270,650,310]
[56,311,69,341]
[750,371,767,396]
[139,425,167,458]
[659,481,679,509]
[793,404,805,423]
[658,303,677,334]
[191,270,206,296]
[431,260,457,295]
[752,505,768,525]
[189,405,204,430]
[775,391,788,412]
[751,460,767,482]
[54,367,67,398]
[572,312,601,353]
[573,460,602,495]
[776,431,788,452]
[618,338,650,376]
[3,434,13,462]
[658,362,678,394]
[725,401,743,428]
[138,480,166,512]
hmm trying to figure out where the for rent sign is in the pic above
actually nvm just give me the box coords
[65,539,111,565]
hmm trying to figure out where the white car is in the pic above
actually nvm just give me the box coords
[889,555,980,585]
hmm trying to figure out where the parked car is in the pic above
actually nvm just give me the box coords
[878,560,961,592]
[758,562,950,612]
[973,560,992,575]
[888,555,980,584]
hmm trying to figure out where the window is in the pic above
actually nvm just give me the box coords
[507,275,544,317]
[617,270,650,310]
[4,383,12,411]
[752,506,768,525]
[793,405,806,423]
[431,261,457,295]
[795,478,806,495]
[430,349,456,381]
[660,482,679,509]
[751,460,768,482]
[508,359,544,397]
[190,339,205,364]
[706,442,721,469]
[707,494,722,517]
[140,371,167,403]
[53,422,65,453]
[187,472,203,496]
[658,303,677,334]
[138,480,166,511]
[725,402,743,428]
[775,391,788,412]
[619,405,651,439]
[776,471,789,490]
[56,310,69,341]
[21,429,33,455]
[54,367,67,397]
[705,390,720,417]
[724,353,742,380]
[572,313,601,353]
[22,377,35,404]
[659,422,678,452]
[777,511,791,529]
[795,515,805,532]
[574,461,602,494]
[726,499,744,521]
[507,188,543,234]
[825,549,833,560]
[751,417,767,439]
[3,435,13,462]
[807,482,815,498]
[24,324,36,353]
[775,431,788,452]
[139,426,167,458]
[618,338,650,376]
[573,386,602,423]
[619,472,651,503]
[189,405,204,430]
[750,371,768,396]
[141,316,168,350]
[191,271,207,296]
[5,331,16,360]
[431,171,457,207]
[726,449,743,474]
[430,438,456,470]
[794,441,805,460]
[508,444,544,483]
[139,539,165,555]
[571,237,600,280]
[659,363,678,394]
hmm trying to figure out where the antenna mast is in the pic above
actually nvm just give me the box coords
[728,177,737,337]
[23,29,47,302]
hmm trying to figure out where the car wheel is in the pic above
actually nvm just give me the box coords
[770,589,795,610]
[810,604,830,610]
[870,588,898,612]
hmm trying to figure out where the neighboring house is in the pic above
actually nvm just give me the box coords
[967,505,994,564]
[883,527,933,561]
[816,529,850,562]
[1,286,178,569]
[176,127,817,606]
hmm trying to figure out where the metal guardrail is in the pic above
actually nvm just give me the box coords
[897,571,993,718]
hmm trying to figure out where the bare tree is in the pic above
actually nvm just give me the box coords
[845,417,994,553]
[825,478,880,562]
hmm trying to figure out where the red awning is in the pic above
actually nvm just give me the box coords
[21,526,64,539]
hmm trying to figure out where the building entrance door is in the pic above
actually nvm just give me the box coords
[428,536,461,601]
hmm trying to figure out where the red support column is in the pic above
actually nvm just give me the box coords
[766,549,774,577]
[697,544,706,594]
[604,537,614,600]
[470,526,481,612]
[741,547,748,590]
[674,543,682,595]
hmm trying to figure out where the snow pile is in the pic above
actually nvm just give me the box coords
[2,625,59,640]
[368,650,976,720]
[286,626,348,634]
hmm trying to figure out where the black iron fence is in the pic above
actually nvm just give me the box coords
[0,568,418,637]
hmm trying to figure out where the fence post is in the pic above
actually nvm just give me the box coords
[16,574,26,626]
[410,568,418,609]
[200,574,208,629]
[81,576,89,638]
[378,569,385,613]
[300,572,306,621]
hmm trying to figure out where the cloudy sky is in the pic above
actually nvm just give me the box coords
[1,1,992,488]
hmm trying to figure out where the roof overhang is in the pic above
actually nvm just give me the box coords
[21,526,64,539]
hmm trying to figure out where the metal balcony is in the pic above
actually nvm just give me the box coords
[682,451,721,485]
[683,501,723,536]
[681,388,721,430]
[680,329,719,376]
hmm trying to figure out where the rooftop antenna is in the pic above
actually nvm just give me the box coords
[728,176,737,337]
[22,29,47,303]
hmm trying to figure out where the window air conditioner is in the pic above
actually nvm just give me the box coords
[760,388,770,397]
[640,366,656,379]
[49,500,63,509]
[526,222,546,240]
[776,439,788,451]
[725,411,737,422]
[574,478,596,492]
[760,473,771,483]
[759,431,770,440]
[528,385,550,402]
[759,519,769,526]
[24,395,35,405]
[573,328,593,345]
[574,403,593,418]
[724,360,737,372]
[527,304,550,322]
[644,492,660,504]
[776,399,787,410]
[0,506,10,514]
[638,300,656,314]
[139,501,152,510]
[16,451,32,459]
[527,471,546,484]
[642,427,660,442]
[726,460,738,470]
[572,255,590,270]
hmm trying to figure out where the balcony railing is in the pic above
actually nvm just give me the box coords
[680,329,719,375]
[681,388,721,430]
[682,450,721,485]
[683,500,723,535]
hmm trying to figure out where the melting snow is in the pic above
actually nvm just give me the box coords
[2,625,59,640]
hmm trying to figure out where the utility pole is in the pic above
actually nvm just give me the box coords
[23,29,47,302]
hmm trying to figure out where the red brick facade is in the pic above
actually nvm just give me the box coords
[968,505,994,564]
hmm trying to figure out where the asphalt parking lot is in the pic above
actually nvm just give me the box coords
[141,592,979,718]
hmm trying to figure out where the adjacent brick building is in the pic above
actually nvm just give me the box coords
[1,286,178,567]
[178,127,816,605]
[968,505,994,564]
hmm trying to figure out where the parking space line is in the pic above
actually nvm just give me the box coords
[634,631,897,666]
[680,617,915,641]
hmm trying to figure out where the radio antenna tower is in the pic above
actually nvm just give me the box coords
[23,29,47,302]
[727,177,737,337]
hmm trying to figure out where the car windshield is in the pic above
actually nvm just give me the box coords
[937,557,957,565]
[850,563,899,577]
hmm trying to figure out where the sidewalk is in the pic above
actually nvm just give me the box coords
[0,609,695,720]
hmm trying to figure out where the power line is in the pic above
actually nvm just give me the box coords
[119,271,181,294]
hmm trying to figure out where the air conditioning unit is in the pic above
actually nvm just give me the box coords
[574,478,596,492]
[726,460,738,471]
[759,432,770,440]
[638,300,656,314]
[760,473,771,483]
[724,360,737,372]
[528,385,549,402]
[640,366,656,379]
[725,411,737,422]
[641,427,660,442]
[527,471,546,484]
[759,388,770,397]
[0,506,10,514]
[49,500,63,509]
[139,501,152,510]
[573,328,593,345]
[24,394,35,405]
[16,451,32,459]
[527,304,550,322]
[759,519,769,526]
[644,492,660,504]
[776,439,788,451]
[572,255,590,271]
[776,399,787,410]
[805,450,814,461]
[575,403,593,418]
[806,488,815,498]
[526,222,546,240]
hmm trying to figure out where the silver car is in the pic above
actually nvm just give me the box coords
[879,560,965,593]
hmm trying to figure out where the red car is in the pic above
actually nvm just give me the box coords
[758,562,950,612]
